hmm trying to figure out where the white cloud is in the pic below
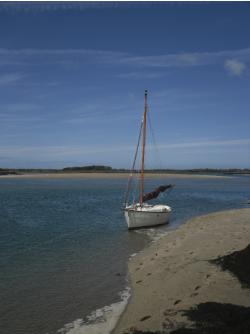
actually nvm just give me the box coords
[115,71,167,79]
[157,138,250,150]
[1,102,41,112]
[0,138,249,158]
[1,47,250,70]
[116,48,250,68]
[0,138,249,168]
[224,59,247,76]
[0,48,128,69]
[0,73,24,85]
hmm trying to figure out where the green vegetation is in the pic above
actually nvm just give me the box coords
[62,165,112,172]
[0,168,18,175]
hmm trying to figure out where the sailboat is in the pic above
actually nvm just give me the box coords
[123,90,173,229]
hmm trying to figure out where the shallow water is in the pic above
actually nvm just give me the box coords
[0,176,249,334]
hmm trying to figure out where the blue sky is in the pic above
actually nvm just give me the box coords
[0,2,250,169]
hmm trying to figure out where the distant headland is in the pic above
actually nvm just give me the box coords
[0,165,250,176]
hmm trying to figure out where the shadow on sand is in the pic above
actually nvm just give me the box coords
[125,302,250,334]
[210,244,250,289]
[125,244,250,334]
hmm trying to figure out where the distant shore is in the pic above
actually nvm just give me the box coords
[0,172,230,179]
[114,208,250,334]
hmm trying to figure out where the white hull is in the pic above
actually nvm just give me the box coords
[124,203,171,229]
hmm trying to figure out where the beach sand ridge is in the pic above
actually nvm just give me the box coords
[113,208,250,334]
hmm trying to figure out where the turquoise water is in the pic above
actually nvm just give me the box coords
[0,176,249,334]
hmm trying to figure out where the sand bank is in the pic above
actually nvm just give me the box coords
[113,208,250,334]
[0,172,229,179]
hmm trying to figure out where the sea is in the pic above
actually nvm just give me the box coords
[0,175,250,334]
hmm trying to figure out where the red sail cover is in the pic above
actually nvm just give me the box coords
[142,184,173,202]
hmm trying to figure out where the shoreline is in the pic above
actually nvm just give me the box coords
[113,208,250,334]
[0,172,230,179]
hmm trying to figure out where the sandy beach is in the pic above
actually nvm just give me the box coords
[113,208,250,334]
[0,172,229,179]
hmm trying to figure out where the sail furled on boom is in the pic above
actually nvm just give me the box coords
[142,184,173,202]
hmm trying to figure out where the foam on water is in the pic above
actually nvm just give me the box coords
[57,288,130,334]
[135,226,170,241]
[129,252,137,259]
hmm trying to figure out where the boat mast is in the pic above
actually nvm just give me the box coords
[140,90,147,206]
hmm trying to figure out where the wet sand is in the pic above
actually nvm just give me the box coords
[113,208,250,334]
[0,172,228,179]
